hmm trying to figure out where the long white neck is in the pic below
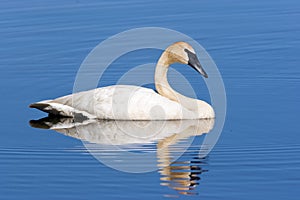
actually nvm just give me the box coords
[154,52,215,119]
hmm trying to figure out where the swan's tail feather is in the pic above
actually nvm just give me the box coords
[29,101,72,117]
[29,101,96,119]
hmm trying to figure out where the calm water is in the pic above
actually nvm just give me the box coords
[1,0,300,199]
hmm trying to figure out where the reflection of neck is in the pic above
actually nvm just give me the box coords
[157,126,206,195]
[154,52,215,118]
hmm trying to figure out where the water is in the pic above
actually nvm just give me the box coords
[1,0,299,199]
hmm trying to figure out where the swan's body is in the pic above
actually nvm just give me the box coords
[30,42,215,120]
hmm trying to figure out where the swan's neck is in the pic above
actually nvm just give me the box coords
[154,52,215,118]
[154,53,176,102]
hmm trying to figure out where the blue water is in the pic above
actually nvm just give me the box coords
[1,0,300,199]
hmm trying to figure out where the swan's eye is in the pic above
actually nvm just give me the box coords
[184,48,198,66]
[184,49,195,60]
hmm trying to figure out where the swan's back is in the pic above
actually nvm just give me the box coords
[30,85,195,120]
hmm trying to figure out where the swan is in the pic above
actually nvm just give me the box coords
[29,41,215,120]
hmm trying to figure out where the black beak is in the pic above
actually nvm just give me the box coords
[185,49,208,78]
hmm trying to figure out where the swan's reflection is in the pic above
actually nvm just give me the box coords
[30,117,214,196]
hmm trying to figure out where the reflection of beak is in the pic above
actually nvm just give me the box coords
[185,49,208,78]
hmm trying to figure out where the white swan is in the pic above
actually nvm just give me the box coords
[30,42,215,120]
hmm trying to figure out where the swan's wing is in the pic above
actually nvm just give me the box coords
[30,89,100,118]
[92,85,195,120]
[30,85,194,120]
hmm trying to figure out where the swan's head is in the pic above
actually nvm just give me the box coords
[164,41,208,78]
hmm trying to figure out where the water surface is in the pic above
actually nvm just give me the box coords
[0,0,299,199]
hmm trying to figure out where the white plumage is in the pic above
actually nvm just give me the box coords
[34,85,197,120]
